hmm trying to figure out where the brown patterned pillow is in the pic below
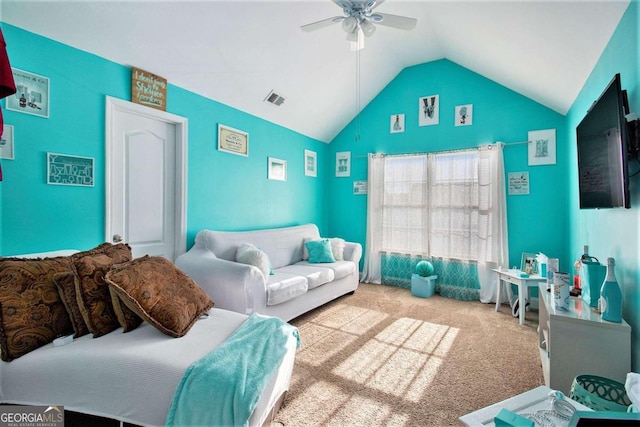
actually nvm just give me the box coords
[105,256,214,338]
[52,272,90,338]
[109,287,143,332]
[71,243,132,338]
[0,256,74,362]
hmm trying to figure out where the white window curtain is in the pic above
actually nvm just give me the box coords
[361,145,509,303]
[477,144,509,303]
[361,154,385,283]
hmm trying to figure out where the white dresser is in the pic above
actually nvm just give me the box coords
[538,283,631,394]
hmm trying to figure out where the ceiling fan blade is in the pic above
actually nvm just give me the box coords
[301,16,344,32]
[375,12,417,30]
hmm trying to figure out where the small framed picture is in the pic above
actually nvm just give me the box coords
[0,125,15,159]
[520,253,538,275]
[6,68,50,118]
[47,152,94,187]
[419,94,439,126]
[336,151,351,177]
[268,157,287,181]
[353,180,367,194]
[455,104,473,126]
[390,114,405,133]
[304,149,317,177]
[218,124,249,157]
[508,172,530,195]
[528,128,556,166]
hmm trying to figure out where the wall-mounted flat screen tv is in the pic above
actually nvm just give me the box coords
[576,73,630,209]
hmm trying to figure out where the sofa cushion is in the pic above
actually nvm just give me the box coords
[304,239,336,263]
[0,256,74,361]
[235,243,272,278]
[303,237,345,261]
[295,260,355,281]
[266,273,308,306]
[105,256,214,338]
[275,265,335,290]
[71,243,133,338]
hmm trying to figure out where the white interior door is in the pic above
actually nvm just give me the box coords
[105,97,187,261]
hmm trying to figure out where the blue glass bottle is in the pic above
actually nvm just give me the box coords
[600,257,622,323]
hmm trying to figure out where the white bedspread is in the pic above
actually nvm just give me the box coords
[0,308,296,426]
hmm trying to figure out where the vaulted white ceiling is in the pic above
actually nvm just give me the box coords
[1,0,630,142]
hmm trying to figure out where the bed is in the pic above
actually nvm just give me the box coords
[0,248,298,426]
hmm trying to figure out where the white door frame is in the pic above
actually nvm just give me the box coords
[105,96,188,259]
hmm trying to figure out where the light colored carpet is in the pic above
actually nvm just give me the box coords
[272,283,544,427]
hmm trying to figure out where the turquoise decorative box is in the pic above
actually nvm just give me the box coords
[494,408,534,427]
[410,274,437,298]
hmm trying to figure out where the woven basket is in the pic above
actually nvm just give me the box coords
[569,374,631,412]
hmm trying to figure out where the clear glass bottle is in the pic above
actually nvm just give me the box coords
[600,257,623,323]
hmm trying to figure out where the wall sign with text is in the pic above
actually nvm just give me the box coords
[131,67,167,111]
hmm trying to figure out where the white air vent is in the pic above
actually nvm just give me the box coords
[264,90,285,106]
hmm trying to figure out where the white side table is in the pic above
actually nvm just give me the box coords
[493,269,546,325]
[459,385,592,427]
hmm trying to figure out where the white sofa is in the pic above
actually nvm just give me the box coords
[175,223,362,321]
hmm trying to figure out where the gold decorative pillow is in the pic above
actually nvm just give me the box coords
[105,256,214,338]
[0,256,74,362]
[109,287,143,332]
[71,243,132,338]
[53,272,89,338]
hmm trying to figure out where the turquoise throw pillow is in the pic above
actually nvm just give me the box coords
[305,239,336,263]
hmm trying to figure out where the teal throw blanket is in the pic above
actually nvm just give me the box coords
[166,313,300,427]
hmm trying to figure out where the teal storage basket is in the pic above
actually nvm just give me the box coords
[569,374,631,412]
[411,274,437,298]
[581,263,606,307]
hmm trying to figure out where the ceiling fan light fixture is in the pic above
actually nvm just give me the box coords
[360,19,376,37]
[369,13,384,23]
[342,16,358,33]
[345,28,359,42]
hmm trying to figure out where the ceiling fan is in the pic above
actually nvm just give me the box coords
[301,0,417,45]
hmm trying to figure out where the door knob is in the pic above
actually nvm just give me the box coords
[112,234,123,243]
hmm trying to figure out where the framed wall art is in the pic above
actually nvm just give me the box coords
[418,94,439,126]
[390,114,405,133]
[268,157,287,181]
[6,68,50,118]
[455,104,473,126]
[336,151,351,177]
[528,128,556,166]
[508,172,530,195]
[304,149,317,177]
[47,152,94,187]
[218,124,249,157]
[0,125,14,159]
[353,180,367,194]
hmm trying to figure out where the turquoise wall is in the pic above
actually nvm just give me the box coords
[566,1,640,369]
[0,24,327,255]
[328,59,568,271]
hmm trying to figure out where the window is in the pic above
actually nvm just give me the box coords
[381,150,479,261]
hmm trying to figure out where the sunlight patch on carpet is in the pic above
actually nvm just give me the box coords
[279,381,410,427]
[332,317,459,402]
[278,380,350,427]
[296,304,388,366]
